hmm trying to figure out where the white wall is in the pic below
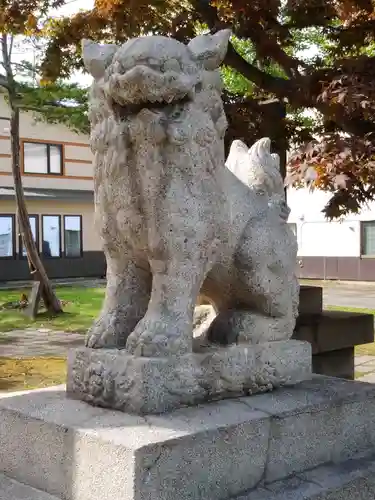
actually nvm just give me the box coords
[0,94,93,191]
[287,187,375,257]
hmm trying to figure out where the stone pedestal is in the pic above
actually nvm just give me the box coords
[67,340,311,414]
[3,377,375,500]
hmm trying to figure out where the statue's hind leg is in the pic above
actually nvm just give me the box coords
[207,218,299,346]
[86,248,152,349]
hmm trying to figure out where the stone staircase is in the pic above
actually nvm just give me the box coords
[3,379,375,500]
[294,285,374,379]
[0,474,59,500]
[3,452,375,500]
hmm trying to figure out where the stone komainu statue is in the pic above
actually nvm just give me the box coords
[82,30,299,358]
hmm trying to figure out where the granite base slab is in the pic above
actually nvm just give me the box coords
[242,453,375,500]
[67,340,312,414]
[3,377,375,500]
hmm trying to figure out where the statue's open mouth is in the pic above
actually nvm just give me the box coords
[105,65,198,118]
[111,94,192,119]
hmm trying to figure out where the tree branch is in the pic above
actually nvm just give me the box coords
[224,42,295,98]
[14,102,70,112]
[0,74,9,89]
[1,35,13,83]
[8,35,14,60]
[192,0,302,77]
[11,61,39,74]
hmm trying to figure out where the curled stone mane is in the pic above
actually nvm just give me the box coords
[76,31,301,414]
[84,32,234,264]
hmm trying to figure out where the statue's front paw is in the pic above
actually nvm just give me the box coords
[85,323,118,348]
[126,316,190,357]
[85,311,129,349]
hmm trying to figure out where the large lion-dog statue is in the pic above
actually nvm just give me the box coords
[81,30,299,358]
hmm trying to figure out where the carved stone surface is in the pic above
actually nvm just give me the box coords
[80,31,299,357]
[67,341,311,414]
[71,31,303,414]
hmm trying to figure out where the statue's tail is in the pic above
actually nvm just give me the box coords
[226,137,285,198]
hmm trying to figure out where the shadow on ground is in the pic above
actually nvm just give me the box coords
[49,338,84,347]
[0,377,25,391]
[0,335,20,345]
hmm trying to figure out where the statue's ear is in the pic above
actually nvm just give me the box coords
[187,29,231,70]
[81,39,117,79]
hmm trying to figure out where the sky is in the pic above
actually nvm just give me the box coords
[6,0,95,86]
[49,0,94,18]
[58,0,95,84]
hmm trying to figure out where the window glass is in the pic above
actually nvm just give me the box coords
[42,216,60,257]
[24,143,48,174]
[64,216,82,257]
[23,142,62,175]
[362,222,375,255]
[49,145,62,174]
[21,216,38,257]
[0,216,14,257]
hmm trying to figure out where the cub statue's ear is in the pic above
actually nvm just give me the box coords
[81,39,117,79]
[187,29,231,70]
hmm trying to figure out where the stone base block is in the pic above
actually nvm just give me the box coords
[0,473,60,500]
[244,453,375,499]
[3,377,375,500]
[67,340,311,414]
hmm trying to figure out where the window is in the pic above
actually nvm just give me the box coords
[23,142,63,175]
[288,222,297,237]
[362,221,375,256]
[42,215,61,257]
[64,215,82,258]
[20,215,39,258]
[0,215,15,258]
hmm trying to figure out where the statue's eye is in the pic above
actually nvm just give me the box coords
[195,82,202,92]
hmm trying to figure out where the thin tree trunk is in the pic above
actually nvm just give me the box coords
[9,106,62,313]
[1,33,62,314]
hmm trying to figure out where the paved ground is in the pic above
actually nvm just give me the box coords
[1,279,375,382]
[0,329,84,358]
[321,281,375,309]
[0,277,105,290]
[356,355,375,382]
[1,277,375,309]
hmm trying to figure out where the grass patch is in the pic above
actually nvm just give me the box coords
[0,286,104,333]
[357,344,375,356]
[355,370,370,380]
[0,357,66,392]
[327,305,375,315]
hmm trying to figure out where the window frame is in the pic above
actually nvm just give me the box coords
[63,214,83,259]
[0,214,16,259]
[41,214,62,259]
[19,214,39,260]
[360,220,375,259]
[22,140,64,176]
[288,222,297,237]
[361,221,375,257]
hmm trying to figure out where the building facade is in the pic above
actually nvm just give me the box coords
[288,187,375,281]
[0,96,105,281]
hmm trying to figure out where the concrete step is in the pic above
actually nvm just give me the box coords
[299,285,323,315]
[294,309,374,355]
[241,452,375,499]
[0,474,60,500]
[294,309,374,379]
[2,379,375,500]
